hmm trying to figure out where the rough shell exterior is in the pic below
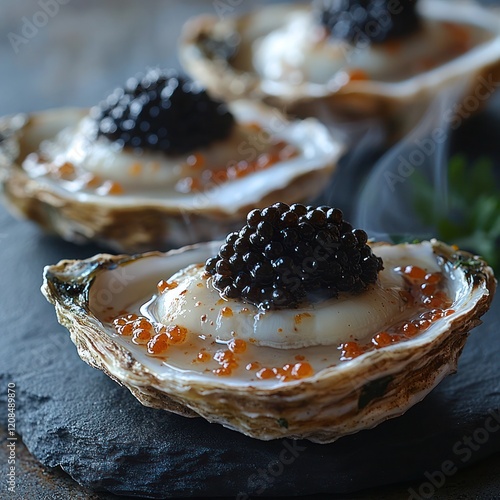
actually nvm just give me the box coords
[0,107,339,253]
[42,240,496,443]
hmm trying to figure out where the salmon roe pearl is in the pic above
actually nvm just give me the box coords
[117,323,134,336]
[246,362,260,371]
[420,283,437,296]
[228,338,247,353]
[147,333,169,355]
[291,362,314,378]
[425,273,442,284]
[166,325,187,344]
[372,332,393,348]
[133,318,154,332]
[113,317,128,327]
[402,322,419,337]
[403,265,427,281]
[341,341,363,359]
[256,368,275,380]
[213,366,232,376]
[132,328,152,344]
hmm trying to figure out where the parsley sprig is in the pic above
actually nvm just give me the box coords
[412,155,500,272]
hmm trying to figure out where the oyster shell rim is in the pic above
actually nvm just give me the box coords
[179,0,500,118]
[0,103,342,252]
[41,239,496,443]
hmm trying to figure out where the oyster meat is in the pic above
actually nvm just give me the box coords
[180,0,500,126]
[0,71,342,252]
[42,205,495,443]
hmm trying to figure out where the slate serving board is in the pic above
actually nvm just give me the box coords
[0,114,500,498]
[1,0,500,495]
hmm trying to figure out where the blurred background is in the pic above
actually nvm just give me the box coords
[1,0,294,115]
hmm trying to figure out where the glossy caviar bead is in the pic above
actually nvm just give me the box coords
[205,204,383,309]
[92,68,235,155]
[315,0,420,45]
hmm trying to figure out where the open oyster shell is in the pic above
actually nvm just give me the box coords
[42,239,495,443]
[180,0,500,129]
[0,103,341,252]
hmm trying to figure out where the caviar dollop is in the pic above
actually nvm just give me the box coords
[315,0,421,45]
[205,203,383,310]
[92,68,235,155]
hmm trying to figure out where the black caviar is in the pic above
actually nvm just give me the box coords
[91,68,235,155]
[205,203,384,310]
[315,0,420,45]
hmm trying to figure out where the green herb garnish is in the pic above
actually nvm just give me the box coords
[412,155,500,272]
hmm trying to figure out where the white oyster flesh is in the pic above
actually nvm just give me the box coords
[21,100,341,212]
[85,241,477,389]
[252,9,492,86]
[147,244,438,349]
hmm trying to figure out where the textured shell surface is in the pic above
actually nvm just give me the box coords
[42,239,496,443]
[0,102,342,252]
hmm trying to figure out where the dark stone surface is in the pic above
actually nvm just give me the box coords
[1,0,500,498]
[0,206,499,498]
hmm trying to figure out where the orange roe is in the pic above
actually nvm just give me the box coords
[132,328,152,345]
[246,362,260,371]
[147,333,169,355]
[186,153,205,169]
[340,341,364,360]
[56,162,75,178]
[133,318,154,333]
[213,366,232,376]
[372,332,393,348]
[228,338,247,354]
[117,323,134,336]
[291,362,314,378]
[221,307,233,318]
[347,69,369,81]
[163,325,187,344]
[85,174,102,188]
[128,163,143,176]
[157,279,178,293]
[256,368,275,380]
[401,265,427,282]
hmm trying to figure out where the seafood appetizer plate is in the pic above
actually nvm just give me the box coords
[0,69,342,252]
[180,0,500,128]
[43,204,495,443]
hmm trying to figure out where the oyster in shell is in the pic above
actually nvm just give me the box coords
[180,0,500,127]
[0,87,341,253]
[42,216,495,443]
